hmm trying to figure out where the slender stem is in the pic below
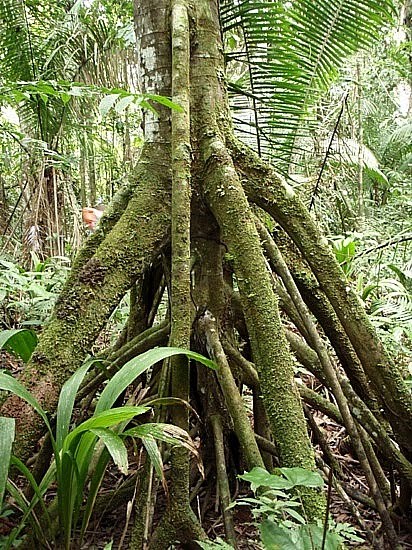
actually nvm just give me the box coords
[210,414,238,547]
[199,311,264,470]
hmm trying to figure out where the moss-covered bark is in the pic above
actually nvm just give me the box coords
[189,0,325,520]
[233,140,412,452]
[1,144,171,461]
[150,1,207,546]
[4,0,411,546]
[259,221,373,392]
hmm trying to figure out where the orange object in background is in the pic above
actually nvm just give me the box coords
[82,207,104,230]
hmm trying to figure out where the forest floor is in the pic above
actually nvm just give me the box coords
[79,411,412,550]
[2,351,412,549]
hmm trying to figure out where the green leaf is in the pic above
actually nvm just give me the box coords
[96,347,216,414]
[0,371,52,436]
[260,520,298,550]
[279,467,324,488]
[222,0,396,168]
[140,435,167,492]
[80,447,111,546]
[59,449,79,549]
[0,329,38,362]
[90,428,128,475]
[64,406,149,450]
[5,480,45,549]
[99,94,121,116]
[60,92,71,104]
[297,524,341,550]
[239,467,294,491]
[5,458,56,548]
[56,357,104,451]
[10,456,52,526]
[144,93,184,112]
[286,508,306,524]
[0,417,14,507]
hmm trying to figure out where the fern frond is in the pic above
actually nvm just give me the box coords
[221,0,396,172]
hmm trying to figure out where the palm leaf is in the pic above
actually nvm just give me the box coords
[382,122,412,167]
[326,137,388,186]
[221,0,396,172]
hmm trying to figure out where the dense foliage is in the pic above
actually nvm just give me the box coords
[0,0,411,548]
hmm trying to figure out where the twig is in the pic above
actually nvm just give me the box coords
[210,413,238,548]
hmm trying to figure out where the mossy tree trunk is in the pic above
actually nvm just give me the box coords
[2,0,412,548]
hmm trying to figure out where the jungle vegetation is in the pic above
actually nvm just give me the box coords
[0,0,412,548]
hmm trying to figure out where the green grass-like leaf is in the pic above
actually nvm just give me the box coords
[0,417,14,508]
[95,347,216,414]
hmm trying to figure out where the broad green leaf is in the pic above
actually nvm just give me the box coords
[285,508,306,524]
[59,450,79,550]
[137,99,159,115]
[96,347,216,414]
[279,467,324,488]
[260,520,298,550]
[144,93,184,112]
[70,431,100,537]
[99,94,120,117]
[64,406,149,449]
[0,329,38,362]
[90,428,128,475]
[297,524,341,550]
[39,93,48,104]
[60,92,71,104]
[0,417,14,507]
[239,467,294,491]
[56,357,104,451]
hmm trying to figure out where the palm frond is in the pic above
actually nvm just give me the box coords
[382,122,412,167]
[0,0,34,82]
[221,0,396,173]
[327,137,388,186]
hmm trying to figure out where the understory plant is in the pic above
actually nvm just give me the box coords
[331,235,412,356]
[197,466,363,550]
[236,467,363,550]
[0,330,216,549]
[0,255,71,328]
